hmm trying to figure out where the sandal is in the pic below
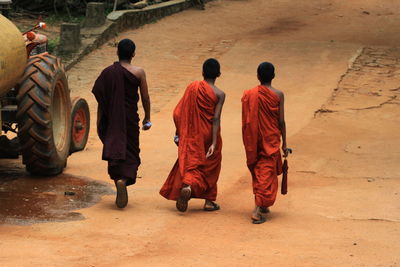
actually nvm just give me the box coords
[251,214,266,224]
[203,202,220,211]
[176,186,191,212]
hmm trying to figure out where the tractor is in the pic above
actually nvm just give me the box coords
[0,14,90,176]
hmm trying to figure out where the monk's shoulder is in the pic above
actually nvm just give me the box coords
[241,88,252,101]
[101,64,115,75]
[128,65,146,80]
[96,65,117,84]
[214,86,225,100]
[271,86,284,100]
[243,86,257,96]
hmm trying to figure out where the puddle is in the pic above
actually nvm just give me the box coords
[0,165,113,225]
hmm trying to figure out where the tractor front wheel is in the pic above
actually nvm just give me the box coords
[70,97,90,154]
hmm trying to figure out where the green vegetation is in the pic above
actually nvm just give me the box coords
[47,37,60,54]
[105,6,114,15]
[46,14,85,26]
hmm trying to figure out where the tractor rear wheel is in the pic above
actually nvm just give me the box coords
[17,53,71,176]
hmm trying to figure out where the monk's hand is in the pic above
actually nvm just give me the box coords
[282,145,289,158]
[282,146,292,158]
[174,135,179,146]
[142,120,152,131]
[206,144,216,158]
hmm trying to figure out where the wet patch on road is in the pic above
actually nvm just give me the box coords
[0,166,113,225]
[256,18,306,35]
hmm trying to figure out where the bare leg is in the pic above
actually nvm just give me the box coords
[260,207,270,213]
[252,206,261,219]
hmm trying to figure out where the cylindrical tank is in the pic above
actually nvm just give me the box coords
[0,14,27,97]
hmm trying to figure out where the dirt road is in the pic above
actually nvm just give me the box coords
[1,0,399,266]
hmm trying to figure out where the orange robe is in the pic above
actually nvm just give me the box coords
[242,85,282,208]
[160,80,222,201]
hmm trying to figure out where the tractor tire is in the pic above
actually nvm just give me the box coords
[16,53,72,176]
[70,97,90,154]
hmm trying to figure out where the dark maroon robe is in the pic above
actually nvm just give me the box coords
[92,62,140,186]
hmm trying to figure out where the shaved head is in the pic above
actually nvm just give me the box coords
[203,58,221,79]
[118,39,136,61]
[257,62,275,84]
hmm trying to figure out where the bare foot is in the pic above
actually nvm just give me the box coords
[251,206,266,224]
[176,185,191,212]
[115,179,128,208]
[203,200,220,211]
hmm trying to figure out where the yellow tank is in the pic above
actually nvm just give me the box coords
[0,14,27,97]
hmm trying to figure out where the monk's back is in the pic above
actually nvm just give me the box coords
[197,81,218,130]
[258,86,281,156]
[123,73,140,127]
[174,80,218,135]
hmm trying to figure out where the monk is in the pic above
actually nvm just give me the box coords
[160,58,225,212]
[92,39,151,209]
[242,62,289,224]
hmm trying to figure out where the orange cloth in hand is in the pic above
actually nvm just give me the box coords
[160,81,222,201]
[242,85,282,208]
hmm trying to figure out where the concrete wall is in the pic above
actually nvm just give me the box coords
[107,0,192,32]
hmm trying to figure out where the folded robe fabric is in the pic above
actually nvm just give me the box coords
[242,85,283,207]
[160,80,222,201]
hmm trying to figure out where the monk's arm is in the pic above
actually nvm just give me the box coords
[279,92,288,156]
[139,69,151,126]
[212,92,226,145]
[206,91,225,158]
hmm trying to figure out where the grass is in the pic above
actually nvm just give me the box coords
[47,37,60,54]
[46,14,85,26]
